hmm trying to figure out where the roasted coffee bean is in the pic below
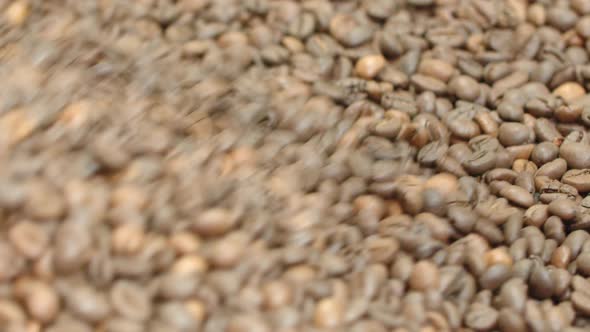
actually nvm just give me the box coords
[448,76,480,102]
[549,199,578,221]
[562,169,590,192]
[464,304,498,331]
[529,261,554,300]
[479,264,511,290]
[8,0,590,330]
[535,118,563,142]
[498,122,531,147]
[500,185,535,208]
[532,142,559,167]
[560,142,590,169]
[536,158,567,179]
[463,150,497,176]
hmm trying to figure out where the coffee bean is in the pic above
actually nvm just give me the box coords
[549,199,578,221]
[409,260,440,291]
[562,169,590,192]
[314,297,344,328]
[529,261,554,299]
[23,280,59,323]
[411,74,447,95]
[500,185,534,208]
[554,82,586,102]
[531,141,558,164]
[355,55,386,79]
[515,172,535,194]
[418,58,455,82]
[465,304,498,331]
[560,142,590,169]
[498,122,531,147]
[535,118,563,142]
[498,308,527,332]
[572,291,590,316]
[449,75,480,101]
[110,280,152,321]
[479,264,511,290]
[192,208,237,237]
[65,285,111,323]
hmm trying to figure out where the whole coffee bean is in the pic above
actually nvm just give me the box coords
[564,230,590,258]
[500,185,534,208]
[8,221,48,259]
[314,297,344,328]
[524,204,549,227]
[110,280,152,321]
[572,291,590,316]
[551,268,572,298]
[544,216,565,243]
[418,58,455,82]
[464,304,498,331]
[410,74,447,95]
[23,280,59,324]
[536,158,567,179]
[65,285,111,323]
[479,264,511,290]
[498,122,531,147]
[355,55,386,79]
[548,199,577,221]
[463,150,496,176]
[448,205,477,233]
[192,208,237,237]
[474,112,499,137]
[562,169,590,192]
[497,102,524,122]
[489,180,511,195]
[560,142,590,169]
[554,82,586,102]
[555,104,583,123]
[515,172,535,194]
[449,76,480,101]
[490,71,529,102]
[504,213,524,244]
[529,261,554,299]
[409,260,440,291]
[329,14,373,47]
[532,141,559,165]
[54,222,93,273]
[552,245,572,269]
[498,308,527,332]
[24,178,66,220]
[157,301,202,331]
[534,118,563,142]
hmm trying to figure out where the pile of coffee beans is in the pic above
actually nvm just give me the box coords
[7,0,590,331]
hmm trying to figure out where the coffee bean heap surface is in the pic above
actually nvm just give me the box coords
[6,0,590,331]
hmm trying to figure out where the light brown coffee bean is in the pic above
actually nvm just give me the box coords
[465,304,498,331]
[192,208,237,237]
[554,82,586,102]
[110,280,152,321]
[355,55,386,79]
[65,285,111,323]
[448,75,480,101]
[500,185,535,208]
[418,58,455,82]
[409,260,440,291]
[548,198,577,221]
[8,221,48,259]
[562,169,590,192]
